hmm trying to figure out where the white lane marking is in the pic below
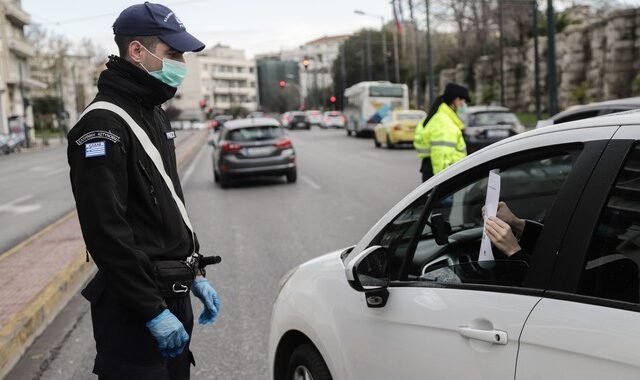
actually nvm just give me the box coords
[182,143,208,184]
[0,195,42,215]
[43,167,68,177]
[300,175,321,190]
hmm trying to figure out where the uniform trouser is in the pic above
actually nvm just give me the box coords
[420,157,434,182]
[85,275,194,380]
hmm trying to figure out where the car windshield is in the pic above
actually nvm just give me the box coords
[471,112,520,126]
[397,112,425,121]
[369,85,404,98]
[228,126,284,141]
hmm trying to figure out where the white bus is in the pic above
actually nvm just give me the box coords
[343,81,409,136]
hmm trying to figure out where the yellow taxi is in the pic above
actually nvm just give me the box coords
[373,109,426,148]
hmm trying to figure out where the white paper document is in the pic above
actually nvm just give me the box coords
[479,170,501,262]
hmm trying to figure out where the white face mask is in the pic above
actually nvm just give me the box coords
[138,44,187,88]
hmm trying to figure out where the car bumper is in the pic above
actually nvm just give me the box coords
[389,130,416,143]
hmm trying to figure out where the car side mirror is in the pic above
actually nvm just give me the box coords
[345,246,390,308]
[431,213,451,246]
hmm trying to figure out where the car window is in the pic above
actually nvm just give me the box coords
[554,110,600,124]
[577,143,640,304]
[470,112,520,126]
[227,126,283,141]
[373,147,581,286]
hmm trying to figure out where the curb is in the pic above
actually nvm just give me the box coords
[0,130,209,379]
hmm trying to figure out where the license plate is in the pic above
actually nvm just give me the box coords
[487,130,509,138]
[296,122,305,127]
[244,147,272,156]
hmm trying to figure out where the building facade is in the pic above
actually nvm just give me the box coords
[277,35,348,109]
[173,43,257,119]
[0,0,45,136]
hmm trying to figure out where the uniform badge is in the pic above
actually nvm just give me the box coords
[85,141,106,158]
[76,130,120,145]
[166,131,176,140]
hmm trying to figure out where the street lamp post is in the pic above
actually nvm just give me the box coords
[547,0,558,116]
[425,0,434,104]
[355,10,390,81]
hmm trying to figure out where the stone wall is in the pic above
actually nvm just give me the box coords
[437,7,640,112]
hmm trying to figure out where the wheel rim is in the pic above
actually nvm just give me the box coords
[293,365,314,380]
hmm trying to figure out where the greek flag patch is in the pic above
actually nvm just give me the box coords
[85,141,106,158]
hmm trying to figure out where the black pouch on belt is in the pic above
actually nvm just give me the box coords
[153,260,195,299]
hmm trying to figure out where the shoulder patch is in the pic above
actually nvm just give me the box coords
[85,141,106,158]
[76,130,120,145]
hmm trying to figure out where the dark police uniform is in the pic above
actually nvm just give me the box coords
[68,55,196,379]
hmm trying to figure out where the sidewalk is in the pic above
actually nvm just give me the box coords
[0,130,208,379]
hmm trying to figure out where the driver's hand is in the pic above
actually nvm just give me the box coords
[485,216,521,257]
[482,202,526,236]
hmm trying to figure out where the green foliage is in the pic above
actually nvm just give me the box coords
[228,106,249,118]
[570,81,589,104]
[516,112,550,128]
[32,96,62,116]
[633,73,640,96]
[481,83,498,105]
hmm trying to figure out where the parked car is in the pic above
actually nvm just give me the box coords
[307,110,323,126]
[459,106,525,153]
[373,109,426,148]
[0,135,9,154]
[208,114,234,130]
[321,111,346,129]
[5,133,24,153]
[210,118,296,188]
[536,96,640,128]
[269,111,640,380]
[286,111,311,130]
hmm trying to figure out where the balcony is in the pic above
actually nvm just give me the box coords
[8,38,34,58]
[4,2,31,26]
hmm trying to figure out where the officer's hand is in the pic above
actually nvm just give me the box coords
[146,309,190,358]
[192,278,220,325]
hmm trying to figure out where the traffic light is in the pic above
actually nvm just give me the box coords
[279,80,286,88]
[199,99,206,109]
[302,58,310,69]
[329,96,336,103]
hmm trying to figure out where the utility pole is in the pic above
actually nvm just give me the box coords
[533,1,541,121]
[361,35,367,82]
[425,0,434,105]
[365,30,372,80]
[381,18,389,81]
[413,15,421,108]
[547,0,558,115]
[499,0,505,106]
[18,62,30,148]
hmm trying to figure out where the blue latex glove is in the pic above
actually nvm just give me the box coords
[146,309,190,358]
[192,278,220,324]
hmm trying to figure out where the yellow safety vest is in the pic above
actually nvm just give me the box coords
[423,103,467,174]
[413,117,431,159]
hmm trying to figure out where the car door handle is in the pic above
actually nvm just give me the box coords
[458,326,508,345]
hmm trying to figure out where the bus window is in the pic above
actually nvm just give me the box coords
[370,85,404,98]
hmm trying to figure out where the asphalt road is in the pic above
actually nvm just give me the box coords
[0,132,192,255]
[14,128,421,380]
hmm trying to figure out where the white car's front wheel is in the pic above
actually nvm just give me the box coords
[286,344,332,380]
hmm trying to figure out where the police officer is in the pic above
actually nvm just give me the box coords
[413,83,470,182]
[67,3,219,379]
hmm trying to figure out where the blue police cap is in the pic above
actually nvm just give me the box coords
[113,2,205,53]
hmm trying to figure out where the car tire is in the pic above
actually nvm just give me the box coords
[347,129,352,136]
[285,344,332,380]
[386,134,395,149]
[286,169,297,183]
[213,168,220,183]
[374,136,381,148]
[219,174,230,189]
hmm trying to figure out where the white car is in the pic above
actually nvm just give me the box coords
[269,111,640,380]
[321,111,346,129]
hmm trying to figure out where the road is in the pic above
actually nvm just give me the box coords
[0,132,192,255]
[10,128,421,380]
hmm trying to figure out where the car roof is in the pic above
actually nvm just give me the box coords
[466,105,512,113]
[551,96,640,120]
[223,117,281,130]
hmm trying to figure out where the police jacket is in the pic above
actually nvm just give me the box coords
[67,56,197,321]
[421,103,467,174]
[413,117,431,159]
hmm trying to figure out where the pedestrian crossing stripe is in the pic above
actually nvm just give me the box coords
[85,141,106,158]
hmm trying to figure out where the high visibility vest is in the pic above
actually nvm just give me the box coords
[413,117,431,159]
[426,103,467,174]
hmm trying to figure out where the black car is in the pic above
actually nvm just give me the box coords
[210,118,297,188]
[287,111,311,130]
[459,106,526,153]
